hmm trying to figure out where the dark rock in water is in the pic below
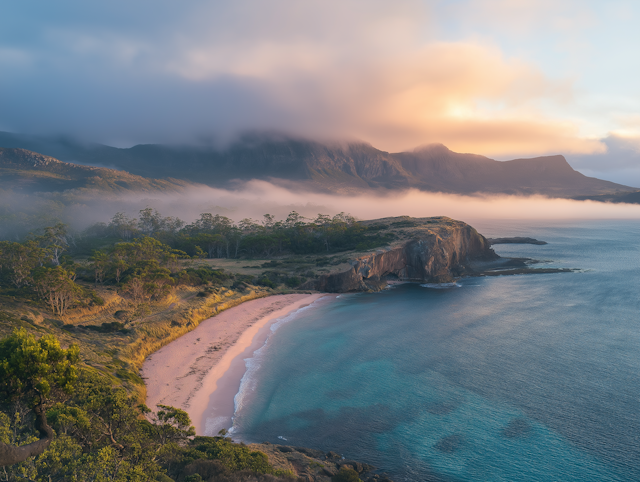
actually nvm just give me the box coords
[339,460,364,473]
[501,418,533,438]
[487,237,547,245]
[296,446,325,458]
[325,451,342,461]
[338,460,375,473]
[434,434,465,453]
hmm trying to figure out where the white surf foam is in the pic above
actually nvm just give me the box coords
[420,282,462,289]
[231,297,329,426]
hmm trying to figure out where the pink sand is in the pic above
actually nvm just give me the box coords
[141,293,327,435]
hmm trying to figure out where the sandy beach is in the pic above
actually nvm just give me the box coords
[141,293,327,435]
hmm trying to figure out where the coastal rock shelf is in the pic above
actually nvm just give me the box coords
[301,216,572,293]
[301,217,498,292]
[487,236,548,245]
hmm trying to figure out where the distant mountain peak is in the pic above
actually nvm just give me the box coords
[412,143,452,154]
[1,131,635,197]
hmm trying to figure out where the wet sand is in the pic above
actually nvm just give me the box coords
[142,293,327,435]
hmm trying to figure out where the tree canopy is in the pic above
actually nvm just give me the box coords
[0,328,79,467]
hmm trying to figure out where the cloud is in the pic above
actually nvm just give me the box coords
[443,0,596,38]
[4,180,639,240]
[0,0,623,157]
[68,181,640,230]
[566,134,640,187]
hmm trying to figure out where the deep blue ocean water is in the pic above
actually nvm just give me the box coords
[232,220,640,481]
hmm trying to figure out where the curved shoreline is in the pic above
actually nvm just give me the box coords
[141,293,327,435]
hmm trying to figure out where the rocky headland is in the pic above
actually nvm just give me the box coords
[487,236,547,245]
[301,216,569,293]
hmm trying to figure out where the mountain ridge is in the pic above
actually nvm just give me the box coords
[0,147,196,194]
[0,131,635,197]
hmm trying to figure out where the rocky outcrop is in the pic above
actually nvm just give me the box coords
[301,217,497,293]
[487,237,547,245]
[249,443,395,482]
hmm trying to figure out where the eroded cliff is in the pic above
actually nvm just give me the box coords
[301,216,498,292]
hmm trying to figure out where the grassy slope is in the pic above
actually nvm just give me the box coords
[0,147,196,194]
[0,277,276,401]
[0,216,458,402]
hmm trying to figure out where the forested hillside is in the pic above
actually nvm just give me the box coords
[0,208,398,480]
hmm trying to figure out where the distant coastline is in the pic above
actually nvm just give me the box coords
[487,236,547,245]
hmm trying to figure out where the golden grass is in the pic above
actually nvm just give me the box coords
[0,282,274,401]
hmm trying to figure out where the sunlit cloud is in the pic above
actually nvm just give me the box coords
[0,0,638,163]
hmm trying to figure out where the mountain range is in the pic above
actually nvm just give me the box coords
[0,131,636,198]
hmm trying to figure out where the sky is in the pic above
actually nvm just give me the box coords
[2,0,640,185]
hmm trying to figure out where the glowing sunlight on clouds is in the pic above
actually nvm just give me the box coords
[0,0,638,165]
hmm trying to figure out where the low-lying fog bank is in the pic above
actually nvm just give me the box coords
[2,180,640,238]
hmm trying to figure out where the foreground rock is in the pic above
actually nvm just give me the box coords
[250,443,395,482]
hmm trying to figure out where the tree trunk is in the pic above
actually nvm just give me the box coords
[0,403,54,466]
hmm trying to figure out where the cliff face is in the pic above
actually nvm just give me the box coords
[303,217,497,293]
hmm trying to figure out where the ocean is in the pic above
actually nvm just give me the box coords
[231,219,640,482]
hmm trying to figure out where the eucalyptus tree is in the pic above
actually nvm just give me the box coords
[0,329,79,467]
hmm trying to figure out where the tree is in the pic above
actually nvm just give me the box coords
[138,208,164,236]
[109,212,138,240]
[33,266,81,316]
[151,404,195,446]
[89,250,109,284]
[121,262,174,303]
[38,223,69,266]
[285,211,305,228]
[0,329,79,467]
[0,240,42,288]
[47,373,173,481]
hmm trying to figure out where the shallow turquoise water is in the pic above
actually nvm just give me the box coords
[232,220,640,481]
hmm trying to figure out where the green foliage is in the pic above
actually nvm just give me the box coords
[162,209,392,259]
[184,475,203,482]
[284,276,301,288]
[183,436,276,474]
[0,239,44,288]
[0,328,294,481]
[256,277,276,288]
[0,328,79,403]
[172,267,231,287]
[332,466,362,482]
[33,265,81,315]
[151,404,196,445]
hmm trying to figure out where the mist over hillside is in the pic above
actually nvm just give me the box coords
[1,135,640,239]
[0,147,195,194]
[0,131,634,197]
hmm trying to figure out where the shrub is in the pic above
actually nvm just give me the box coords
[256,277,276,288]
[284,276,301,288]
[332,467,361,482]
